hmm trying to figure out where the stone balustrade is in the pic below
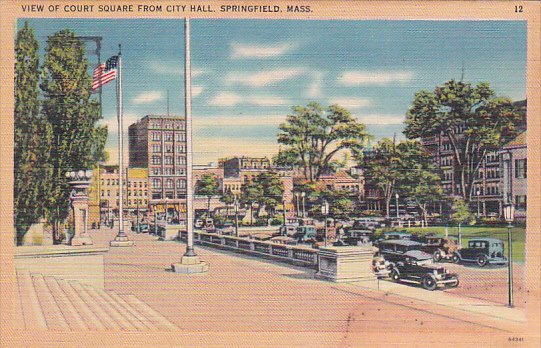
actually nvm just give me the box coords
[179,231,318,267]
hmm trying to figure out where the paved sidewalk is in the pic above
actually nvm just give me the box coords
[87,230,518,346]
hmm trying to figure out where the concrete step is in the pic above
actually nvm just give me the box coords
[122,295,178,331]
[43,276,88,330]
[56,278,106,331]
[31,273,70,331]
[81,284,138,331]
[68,281,122,331]
[86,286,153,331]
[16,269,47,330]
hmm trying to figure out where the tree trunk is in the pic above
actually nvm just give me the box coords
[207,196,211,216]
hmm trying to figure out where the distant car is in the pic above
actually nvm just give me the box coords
[132,222,149,233]
[455,238,508,267]
[194,219,204,229]
[217,222,235,235]
[376,240,433,266]
[274,224,298,237]
[270,236,298,245]
[420,236,461,262]
[389,258,459,291]
[344,229,373,246]
[292,226,318,243]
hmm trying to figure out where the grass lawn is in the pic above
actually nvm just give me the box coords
[377,225,526,263]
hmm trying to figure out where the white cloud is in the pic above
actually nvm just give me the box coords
[192,86,204,97]
[132,91,164,105]
[338,71,414,86]
[357,114,405,125]
[149,62,205,77]
[226,68,305,87]
[208,92,290,107]
[194,114,285,128]
[304,72,324,99]
[329,97,371,109]
[230,42,297,59]
[209,92,243,106]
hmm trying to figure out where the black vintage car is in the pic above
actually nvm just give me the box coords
[376,240,433,266]
[420,236,461,262]
[389,259,459,291]
[455,238,508,267]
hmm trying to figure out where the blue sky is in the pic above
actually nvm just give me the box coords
[21,19,526,165]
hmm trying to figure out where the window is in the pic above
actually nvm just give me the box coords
[164,156,173,165]
[175,133,186,142]
[164,132,173,142]
[152,144,161,153]
[152,132,161,141]
[176,145,186,153]
[165,179,174,189]
[515,159,527,179]
[177,179,186,189]
[153,179,162,189]
[515,195,527,210]
[165,145,173,153]
[164,167,173,175]
[176,168,186,176]
[177,156,186,165]
[152,156,161,165]
[152,167,161,175]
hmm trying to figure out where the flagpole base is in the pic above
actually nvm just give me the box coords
[110,235,134,247]
[171,255,209,274]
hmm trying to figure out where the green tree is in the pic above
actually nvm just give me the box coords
[398,141,443,226]
[404,80,521,201]
[258,171,285,217]
[319,189,354,220]
[40,29,107,242]
[449,197,474,244]
[220,188,235,220]
[276,102,371,181]
[240,178,263,225]
[194,173,220,216]
[358,138,401,218]
[14,21,53,245]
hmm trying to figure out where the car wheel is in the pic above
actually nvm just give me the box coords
[422,275,437,291]
[476,255,488,267]
[433,251,442,262]
[447,276,459,288]
[390,269,400,282]
[451,253,460,264]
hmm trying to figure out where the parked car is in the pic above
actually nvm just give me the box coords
[454,238,508,267]
[389,258,459,291]
[274,224,298,237]
[420,236,461,262]
[132,222,149,233]
[376,240,433,266]
[343,229,373,246]
[216,222,235,235]
[194,219,204,229]
[270,236,298,245]
[292,226,318,243]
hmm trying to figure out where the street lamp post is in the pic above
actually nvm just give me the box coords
[321,200,329,247]
[395,193,399,220]
[504,203,515,307]
[301,192,306,218]
[295,192,300,218]
[234,196,239,238]
[477,189,481,218]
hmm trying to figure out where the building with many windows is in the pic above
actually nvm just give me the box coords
[128,115,187,222]
[500,131,527,221]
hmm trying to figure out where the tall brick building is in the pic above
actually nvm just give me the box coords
[128,115,188,221]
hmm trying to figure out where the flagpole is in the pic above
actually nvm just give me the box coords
[172,18,208,273]
[111,44,134,247]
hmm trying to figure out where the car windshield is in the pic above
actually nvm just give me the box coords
[469,241,487,248]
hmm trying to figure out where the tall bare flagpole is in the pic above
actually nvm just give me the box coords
[172,18,208,273]
[111,44,134,247]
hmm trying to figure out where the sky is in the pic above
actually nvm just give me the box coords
[21,19,526,165]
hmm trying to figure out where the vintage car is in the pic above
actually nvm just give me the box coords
[292,226,318,243]
[216,222,235,235]
[131,222,149,233]
[389,258,459,291]
[274,224,298,237]
[343,229,373,246]
[376,239,433,266]
[454,238,508,267]
[420,236,461,262]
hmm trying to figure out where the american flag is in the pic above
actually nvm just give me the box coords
[92,55,119,91]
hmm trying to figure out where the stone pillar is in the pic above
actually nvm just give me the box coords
[315,246,376,283]
[67,170,94,246]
